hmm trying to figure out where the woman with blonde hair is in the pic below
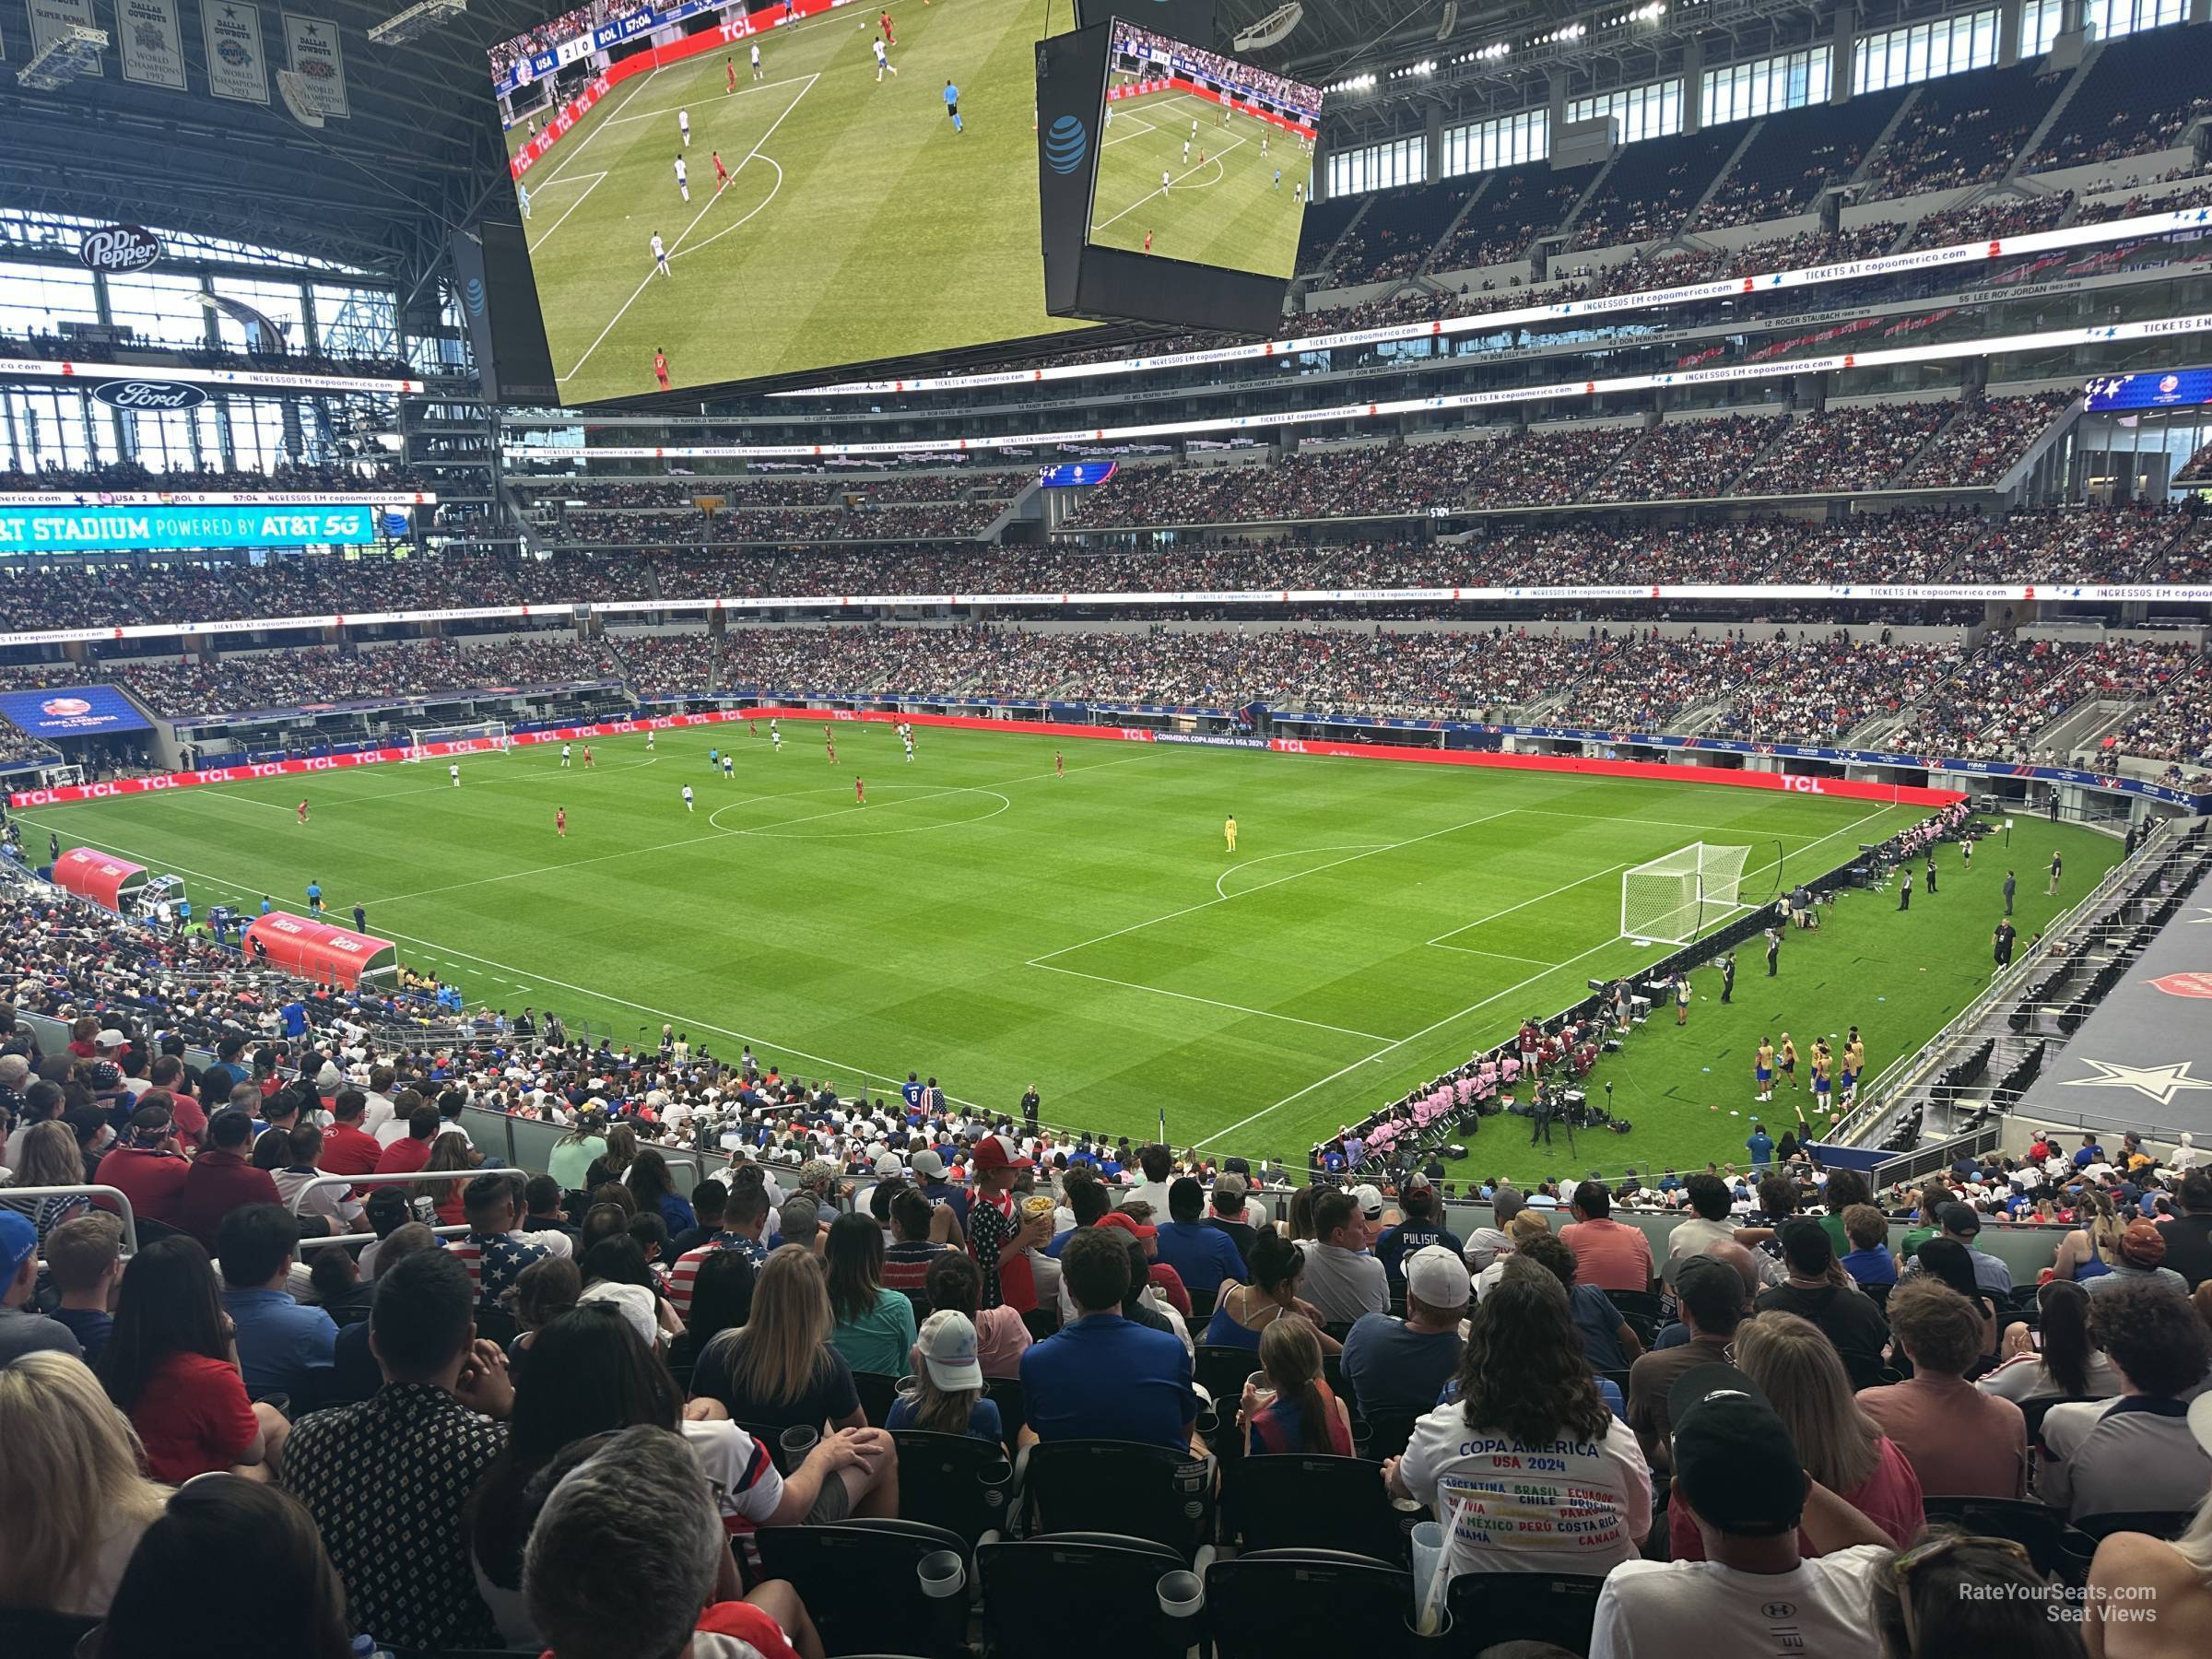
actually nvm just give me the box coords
[888,1310,1003,1442]
[2052,1185,2122,1283]
[0,1351,170,1617]
[1241,1312,1352,1455]
[5,1118,90,1241]
[688,1244,898,1520]
[1667,1310,1923,1560]
[2084,1485,2212,1659]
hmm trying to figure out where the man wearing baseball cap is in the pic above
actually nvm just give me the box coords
[1341,1243,1466,1416]
[0,1210,82,1361]
[966,1133,1049,1315]
[1590,1364,1897,1659]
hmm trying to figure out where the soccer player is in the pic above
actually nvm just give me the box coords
[682,783,695,813]
[556,806,568,839]
[855,777,865,806]
[1293,180,1303,204]
[709,747,719,769]
[560,742,572,768]
[873,36,897,79]
[673,155,689,202]
[2047,849,2063,894]
[879,9,894,44]
[1779,1033,1798,1089]
[582,744,594,768]
[678,108,690,147]
[751,41,762,79]
[1224,814,1237,853]
[1754,1038,1775,1103]
[651,231,671,278]
[1261,132,1268,154]
[722,753,734,777]
[944,80,962,132]
[825,732,836,764]
[727,55,737,92]
[901,729,913,762]
[771,719,782,752]
[647,731,656,750]
[1190,116,1197,136]
[712,150,730,192]
[1182,138,1190,163]
[1055,750,1064,777]
[1160,169,1171,197]
[1273,168,1281,189]
[297,799,310,826]
[517,182,532,219]
[449,762,461,788]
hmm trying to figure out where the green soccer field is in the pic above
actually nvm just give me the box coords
[18,725,2121,1185]
[1088,86,1312,275]
[512,0,1084,402]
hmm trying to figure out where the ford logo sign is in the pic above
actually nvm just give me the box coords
[1044,114,1088,175]
[91,380,208,412]
[78,224,164,274]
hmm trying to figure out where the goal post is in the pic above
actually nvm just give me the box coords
[1620,842,1754,945]
[402,719,512,761]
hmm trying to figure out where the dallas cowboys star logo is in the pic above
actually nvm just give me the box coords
[2062,1058,2212,1108]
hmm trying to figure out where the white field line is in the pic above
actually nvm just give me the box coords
[602,75,820,124]
[529,172,608,252]
[1092,133,1248,234]
[1030,961,1394,1042]
[1427,861,1630,947]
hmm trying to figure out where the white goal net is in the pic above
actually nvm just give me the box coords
[403,720,512,761]
[1620,842,1754,945]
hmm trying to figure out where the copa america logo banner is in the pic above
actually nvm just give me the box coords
[77,224,163,274]
[0,686,153,736]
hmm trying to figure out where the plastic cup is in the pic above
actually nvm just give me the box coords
[917,1549,965,1600]
[1246,1371,1277,1409]
[1409,1519,1445,1598]
[1158,1568,1204,1620]
[778,1424,818,1470]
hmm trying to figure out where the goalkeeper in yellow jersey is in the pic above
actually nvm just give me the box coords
[1224,815,1238,853]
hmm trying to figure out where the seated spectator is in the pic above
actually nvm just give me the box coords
[627,1146,696,1238]
[1900,1204,2012,1295]
[319,1089,383,1177]
[1857,1279,2027,1499]
[373,1103,441,1175]
[0,1350,170,1618]
[1154,1175,1245,1302]
[91,1477,353,1659]
[924,1246,1030,1379]
[1629,1253,1751,1469]
[524,1425,820,1659]
[1375,1175,1462,1296]
[1909,1237,2002,1361]
[2039,1281,2212,1523]
[887,1310,1003,1442]
[669,1177,773,1318]
[280,1245,514,1651]
[177,1108,282,1251]
[825,1210,919,1379]
[1391,1257,1651,1575]
[880,1186,951,1302]
[99,1234,284,1481]
[306,1247,375,1327]
[218,1202,337,1402]
[1205,1228,1335,1355]
[0,1209,79,1362]
[1979,1278,2124,1404]
[1463,1182,1524,1273]
[2083,1485,2212,1659]
[1592,1364,1897,1659]
[1020,1224,1197,1450]
[665,1248,754,1374]
[2158,1169,2212,1291]
[1665,1312,1924,1561]
[44,1210,124,1364]
[524,1173,580,1241]
[1561,1179,1655,1293]
[6,1117,88,1241]
[577,1236,683,1348]
[1756,1219,1891,1390]
[1516,1226,1643,1375]
[1840,1205,1899,1288]
[1241,1312,1352,1456]
[1206,1170,1260,1268]
[92,1103,192,1230]
[1341,1244,1468,1417]
[271,1123,366,1237]
[2085,1218,2192,1298]
[1296,1187,1389,1324]
[469,1303,857,1645]
[452,1170,574,1312]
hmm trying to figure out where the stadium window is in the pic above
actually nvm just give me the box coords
[1441,108,1550,178]
[101,271,222,352]
[1566,77,1684,147]
[206,276,310,356]
[1325,135,1427,197]
[1700,47,1832,128]
[2,387,112,472]
[313,284,400,361]
[1852,9,1999,94]
[0,261,101,341]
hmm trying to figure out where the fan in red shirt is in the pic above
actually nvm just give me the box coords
[321,1092,385,1177]
[374,1106,441,1175]
[98,1104,194,1229]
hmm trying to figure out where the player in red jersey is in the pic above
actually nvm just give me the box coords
[726,55,736,92]
[879,10,894,43]
[825,732,836,764]
[556,806,568,838]
[581,744,594,768]
[748,719,759,737]
[1143,229,1153,254]
[855,776,865,806]
[297,799,310,826]
[1055,750,1064,778]
[712,150,730,192]
[653,348,670,389]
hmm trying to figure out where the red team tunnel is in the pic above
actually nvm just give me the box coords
[243,912,402,992]
[52,847,151,912]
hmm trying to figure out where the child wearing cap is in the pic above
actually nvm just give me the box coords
[886,1310,1002,1442]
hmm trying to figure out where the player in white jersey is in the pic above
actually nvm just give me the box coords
[751,41,762,78]
[449,763,461,787]
[874,36,897,79]
[560,742,572,768]
[516,182,532,218]
[651,232,671,277]
[682,783,695,812]
[1182,138,1190,163]
[722,753,735,777]
[902,731,914,762]
[771,723,782,752]
[1190,116,1197,135]
[673,155,689,202]
[678,108,690,146]
[1160,170,1171,196]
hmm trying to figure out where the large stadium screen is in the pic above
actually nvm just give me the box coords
[491,0,1089,403]
[1086,20,1320,279]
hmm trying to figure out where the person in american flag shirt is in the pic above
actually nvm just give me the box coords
[448,1172,573,1312]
